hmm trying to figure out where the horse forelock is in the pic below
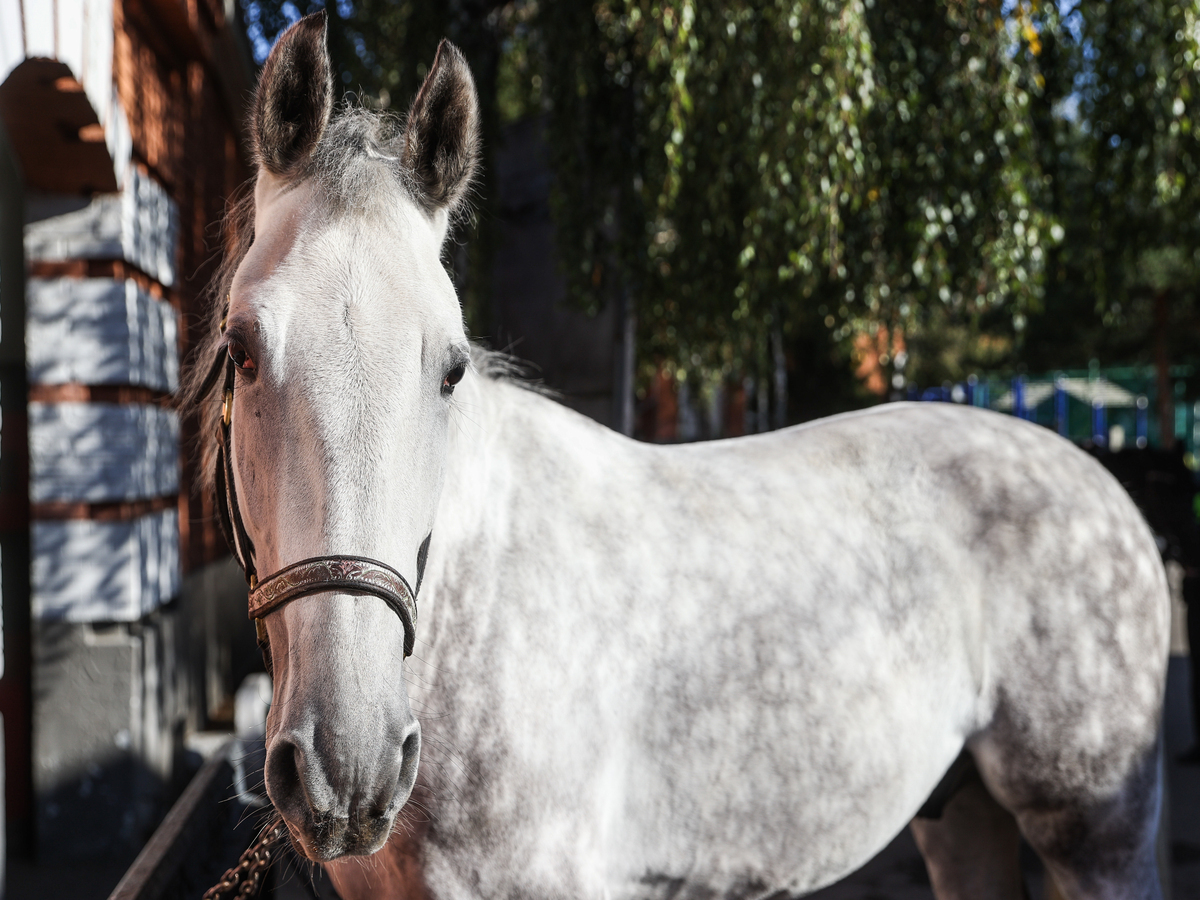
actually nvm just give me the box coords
[306,104,479,230]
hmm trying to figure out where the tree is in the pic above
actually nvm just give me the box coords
[1021,0,1200,445]
[540,1,1056,406]
[240,0,1200,429]
[834,1,1055,390]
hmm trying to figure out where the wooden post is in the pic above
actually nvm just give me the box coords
[613,287,636,437]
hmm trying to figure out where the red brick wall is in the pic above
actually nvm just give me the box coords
[115,0,252,572]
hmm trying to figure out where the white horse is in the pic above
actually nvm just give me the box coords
[190,14,1170,900]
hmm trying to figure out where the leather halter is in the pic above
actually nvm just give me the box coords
[200,304,419,668]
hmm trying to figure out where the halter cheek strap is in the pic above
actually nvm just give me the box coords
[208,303,421,670]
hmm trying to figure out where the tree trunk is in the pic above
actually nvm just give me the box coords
[613,287,636,437]
[771,317,787,431]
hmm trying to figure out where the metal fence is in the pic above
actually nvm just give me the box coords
[911,365,1200,457]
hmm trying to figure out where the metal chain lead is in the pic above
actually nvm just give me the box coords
[203,816,287,900]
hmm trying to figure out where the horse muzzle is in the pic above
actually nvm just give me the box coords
[266,717,422,860]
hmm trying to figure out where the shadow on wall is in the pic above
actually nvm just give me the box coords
[9,748,271,900]
[31,615,186,861]
[27,555,261,867]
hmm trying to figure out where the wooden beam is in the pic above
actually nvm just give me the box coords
[32,493,177,522]
[28,384,172,406]
[107,739,235,900]
[0,59,118,194]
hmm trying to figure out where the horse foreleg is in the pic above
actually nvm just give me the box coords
[910,776,1029,900]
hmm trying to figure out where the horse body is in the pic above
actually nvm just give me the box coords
[200,15,1169,899]
[419,388,977,897]
[331,381,1167,899]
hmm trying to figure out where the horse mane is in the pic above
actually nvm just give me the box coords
[179,183,254,495]
[180,102,505,495]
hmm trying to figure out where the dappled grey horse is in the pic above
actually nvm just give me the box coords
[190,14,1169,900]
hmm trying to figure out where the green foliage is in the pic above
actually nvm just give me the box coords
[1021,0,1200,372]
[240,0,1200,397]
[837,2,1054,387]
[540,1,1061,390]
[542,1,878,383]
[494,2,544,123]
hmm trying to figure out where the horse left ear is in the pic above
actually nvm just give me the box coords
[402,40,481,221]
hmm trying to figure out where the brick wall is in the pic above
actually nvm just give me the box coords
[1,0,254,861]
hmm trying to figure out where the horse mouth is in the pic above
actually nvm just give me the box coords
[283,807,396,861]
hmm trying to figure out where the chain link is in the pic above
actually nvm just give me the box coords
[204,817,287,900]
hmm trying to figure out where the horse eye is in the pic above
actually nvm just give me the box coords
[443,363,466,394]
[228,340,256,372]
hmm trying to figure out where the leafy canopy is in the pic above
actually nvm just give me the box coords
[240,0,1200,396]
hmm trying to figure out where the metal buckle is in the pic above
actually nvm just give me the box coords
[222,389,233,426]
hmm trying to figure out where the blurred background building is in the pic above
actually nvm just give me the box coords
[0,0,262,891]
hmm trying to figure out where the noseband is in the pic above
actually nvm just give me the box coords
[198,304,420,669]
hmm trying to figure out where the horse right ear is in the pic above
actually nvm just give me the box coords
[251,12,333,178]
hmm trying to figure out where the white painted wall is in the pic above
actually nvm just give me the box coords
[25,166,179,286]
[0,0,129,184]
[23,132,183,626]
[32,510,179,621]
[29,402,179,504]
[28,277,179,392]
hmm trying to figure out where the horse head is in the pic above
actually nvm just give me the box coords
[212,12,479,860]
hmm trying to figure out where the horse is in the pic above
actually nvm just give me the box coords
[188,13,1170,900]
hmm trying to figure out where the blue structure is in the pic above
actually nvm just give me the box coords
[1012,377,1026,421]
[910,364,1196,456]
[1092,400,1107,447]
[1055,380,1069,437]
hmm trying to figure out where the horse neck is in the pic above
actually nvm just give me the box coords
[438,368,527,539]
[412,372,542,659]
[408,370,606,687]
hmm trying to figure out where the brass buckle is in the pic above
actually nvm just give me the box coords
[222,389,233,426]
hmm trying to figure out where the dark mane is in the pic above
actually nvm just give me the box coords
[178,182,254,492]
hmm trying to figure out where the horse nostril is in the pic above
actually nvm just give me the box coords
[402,723,420,761]
[265,736,306,813]
[395,721,421,807]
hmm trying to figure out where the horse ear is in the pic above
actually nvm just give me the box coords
[402,40,481,217]
[251,12,334,178]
